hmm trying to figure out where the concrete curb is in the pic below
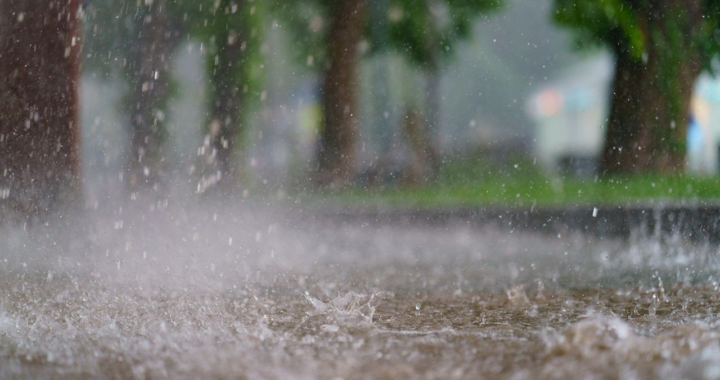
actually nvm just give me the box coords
[317,205,720,242]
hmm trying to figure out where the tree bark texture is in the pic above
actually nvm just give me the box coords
[600,0,704,174]
[316,0,368,188]
[0,0,82,219]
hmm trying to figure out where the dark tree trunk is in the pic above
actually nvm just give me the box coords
[369,0,392,178]
[125,0,178,194]
[199,27,244,195]
[601,49,701,174]
[600,0,703,175]
[0,0,82,219]
[370,55,392,178]
[424,66,442,178]
[316,0,368,188]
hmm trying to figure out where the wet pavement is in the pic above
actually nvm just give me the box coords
[2,204,720,379]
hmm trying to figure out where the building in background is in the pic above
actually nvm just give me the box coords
[528,54,720,176]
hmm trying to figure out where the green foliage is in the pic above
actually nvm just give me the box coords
[269,0,503,71]
[269,0,329,70]
[82,0,139,75]
[173,0,248,44]
[176,0,267,105]
[702,0,720,71]
[553,0,645,58]
[238,1,268,108]
[376,0,504,68]
[553,0,720,75]
[553,0,720,152]
[83,1,176,134]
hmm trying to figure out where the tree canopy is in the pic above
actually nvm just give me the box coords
[271,0,504,71]
[553,0,720,116]
[377,0,503,69]
[554,0,720,57]
[551,0,720,174]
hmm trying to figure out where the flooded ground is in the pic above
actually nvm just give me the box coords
[2,203,720,379]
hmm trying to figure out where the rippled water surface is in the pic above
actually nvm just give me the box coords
[3,204,720,379]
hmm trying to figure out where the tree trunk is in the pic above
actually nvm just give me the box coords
[370,55,392,180]
[424,66,442,178]
[198,26,244,195]
[369,0,392,179]
[601,51,701,174]
[315,0,368,188]
[0,0,82,220]
[125,0,178,194]
[600,0,703,175]
[401,107,437,186]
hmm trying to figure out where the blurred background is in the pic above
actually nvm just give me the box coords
[5,0,720,214]
[79,0,584,202]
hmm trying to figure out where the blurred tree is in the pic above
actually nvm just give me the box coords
[84,0,183,195]
[180,0,264,194]
[365,0,393,182]
[374,0,503,180]
[316,0,369,188]
[124,0,182,194]
[82,0,130,77]
[401,107,436,185]
[275,0,501,187]
[273,0,368,188]
[554,0,720,174]
[0,0,82,219]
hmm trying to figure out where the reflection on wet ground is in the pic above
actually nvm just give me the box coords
[2,204,720,379]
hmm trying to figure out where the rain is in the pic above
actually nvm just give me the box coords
[2,0,720,379]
